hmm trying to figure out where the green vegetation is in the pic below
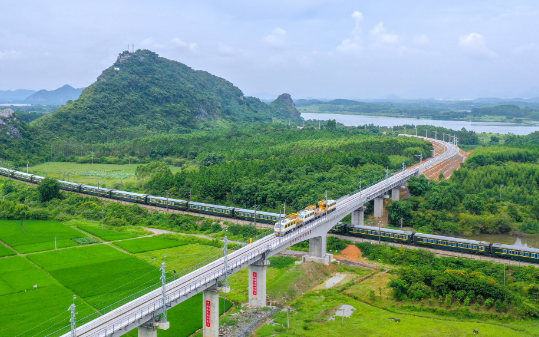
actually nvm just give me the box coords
[26,244,162,311]
[72,237,99,245]
[37,177,61,202]
[256,290,534,337]
[135,128,431,212]
[0,244,15,257]
[357,242,539,318]
[0,256,95,337]
[386,144,539,235]
[78,225,139,241]
[113,236,187,254]
[0,220,84,253]
[33,50,301,143]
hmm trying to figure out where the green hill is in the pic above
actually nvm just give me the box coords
[34,49,302,142]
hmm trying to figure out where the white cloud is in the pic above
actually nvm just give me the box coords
[369,22,399,44]
[459,33,495,57]
[337,11,363,54]
[413,34,429,46]
[171,38,198,52]
[263,27,287,50]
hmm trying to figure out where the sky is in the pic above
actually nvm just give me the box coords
[1,0,539,99]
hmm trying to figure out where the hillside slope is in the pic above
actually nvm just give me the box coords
[34,50,302,142]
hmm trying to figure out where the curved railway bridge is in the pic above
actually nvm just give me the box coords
[49,135,459,337]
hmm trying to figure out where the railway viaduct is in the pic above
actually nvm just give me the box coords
[47,135,460,337]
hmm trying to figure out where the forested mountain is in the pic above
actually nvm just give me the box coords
[25,84,84,105]
[0,109,40,163]
[0,89,36,102]
[33,50,302,142]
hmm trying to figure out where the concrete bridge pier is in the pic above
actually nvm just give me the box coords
[351,207,365,226]
[302,235,333,264]
[391,187,400,201]
[202,285,229,337]
[139,321,169,337]
[249,259,270,308]
[374,196,384,217]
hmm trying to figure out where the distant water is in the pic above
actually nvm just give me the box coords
[0,104,31,106]
[301,112,539,135]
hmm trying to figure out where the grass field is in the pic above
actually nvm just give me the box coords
[26,244,163,311]
[0,256,95,337]
[256,290,534,337]
[137,243,223,272]
[0,243,15,257]
[0,220,85,253]
[113,237,187,254]
[27,162,182,189]
[78,225,139,241]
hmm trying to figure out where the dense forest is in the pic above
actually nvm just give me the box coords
[388,145,539,236]
[133,127,433,212]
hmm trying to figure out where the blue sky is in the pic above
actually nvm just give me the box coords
[1,0,538,99]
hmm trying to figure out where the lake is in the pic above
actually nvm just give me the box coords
[301,112,539,135]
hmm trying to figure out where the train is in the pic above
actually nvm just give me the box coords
[0,167,284,224]
[330,223,539,264]
[274,199,337,236]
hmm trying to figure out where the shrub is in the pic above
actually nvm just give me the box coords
[369,290,376,302]
[484,298,494,308]
[464,297,471,306]
[38,177,61,202]
[495,299,503,312]
[407,282,431,300]
[72,237,99,245]
[445,294,452,307]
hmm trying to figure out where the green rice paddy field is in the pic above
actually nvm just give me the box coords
[78,225,140,241]
[114,236,188,253]
[0,220,85,253]
[0,220,236,337]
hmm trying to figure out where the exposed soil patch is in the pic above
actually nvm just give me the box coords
[334,244,363,262]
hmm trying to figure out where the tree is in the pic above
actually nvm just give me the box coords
[407,175,431,196]
[38,177,61,202]
[463,194,484,215]
[387,200,413,227]
[326,119,336,129]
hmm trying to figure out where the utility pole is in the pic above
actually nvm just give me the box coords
[443,132,445,142]
[425,129,427,138]
[402,162,405,172]
[503,263,506,287]
[400,218,403,230]
[69,295,76,337]
[287,307,290,329]
[434,130,437,140]
[100,210,105,229]
[26,163,28,174]
[67,173,70,182]
[161,255,168,323]
[253,205,259,228]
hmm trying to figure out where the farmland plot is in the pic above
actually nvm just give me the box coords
[114,237,187,254]
[0,220,85,253]
[0,256,95,337]
[78,225,139,241]
[27,245,163,311]
[0,243,15,257]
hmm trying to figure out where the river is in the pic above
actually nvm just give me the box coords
[301,112,539,135]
